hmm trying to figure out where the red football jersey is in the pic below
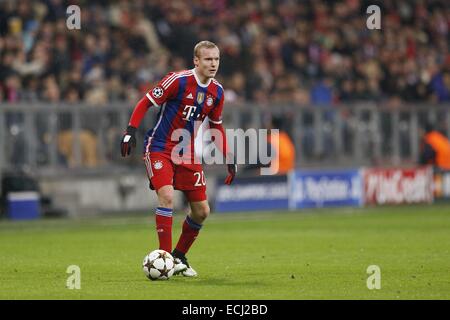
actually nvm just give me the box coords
[143,69,224,160]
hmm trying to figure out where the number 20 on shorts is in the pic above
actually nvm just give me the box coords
[194,171,206,186]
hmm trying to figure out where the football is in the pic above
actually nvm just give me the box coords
[142,249,175,281]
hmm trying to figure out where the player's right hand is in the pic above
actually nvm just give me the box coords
[224,152,237,185]
[121,126,137,157]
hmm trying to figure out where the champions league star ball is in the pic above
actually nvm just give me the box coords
[142,249,175,281]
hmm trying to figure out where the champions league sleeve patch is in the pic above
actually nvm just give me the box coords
[152,87,164,99]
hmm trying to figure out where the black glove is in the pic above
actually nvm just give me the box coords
[121,126,137,157]
[224,153,237,185]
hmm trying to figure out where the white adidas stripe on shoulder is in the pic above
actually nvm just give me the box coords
[161,70,192,88]
[161,73,178,88]
[162,70,192,88]
[162,71,193,90]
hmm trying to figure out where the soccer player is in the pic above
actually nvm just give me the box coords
[120,41,237,277]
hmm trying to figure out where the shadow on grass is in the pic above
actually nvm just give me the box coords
[166,276,270,289]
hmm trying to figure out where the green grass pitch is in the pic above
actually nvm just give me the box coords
[0,204,449,299]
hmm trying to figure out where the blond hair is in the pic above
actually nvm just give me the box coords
[193,40,219,58]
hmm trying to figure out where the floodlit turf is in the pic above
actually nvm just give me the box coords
[0,204,449,300]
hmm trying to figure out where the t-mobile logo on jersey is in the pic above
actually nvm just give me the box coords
[182,105,197,121]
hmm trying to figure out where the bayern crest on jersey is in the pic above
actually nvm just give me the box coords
[206,95,214,106]
[153,160,163,170]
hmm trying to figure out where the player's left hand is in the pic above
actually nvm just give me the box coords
[225,153,237,185]
[121,126,137,157]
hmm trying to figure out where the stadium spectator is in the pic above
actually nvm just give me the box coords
[419,123,450,170]
[266,117,296,175]
[57,85,99,168]
[310,78,334,105]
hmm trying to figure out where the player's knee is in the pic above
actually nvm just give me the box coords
[159,196,173,208]
[193,204,210,222]
[200,206,210,220]
[157,189,174,208]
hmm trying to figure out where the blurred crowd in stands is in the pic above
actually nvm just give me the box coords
[1,0,449,107]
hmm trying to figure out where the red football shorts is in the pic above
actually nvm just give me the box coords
[143,151,207,202]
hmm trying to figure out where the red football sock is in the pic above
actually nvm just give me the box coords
[155,207,173,253]
[175,216,202,255]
